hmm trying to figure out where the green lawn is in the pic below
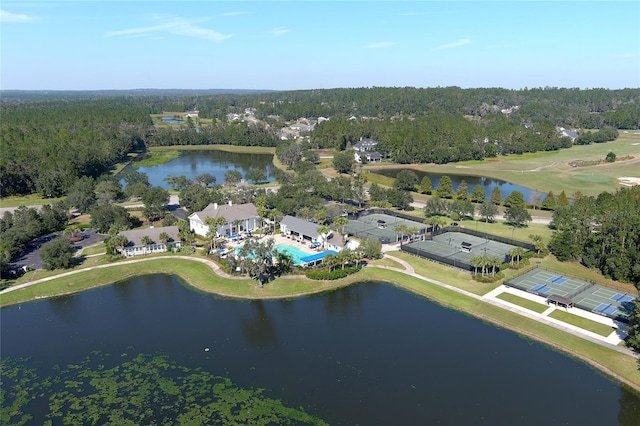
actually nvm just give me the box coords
[0,194,65,208]
[364,133,640,197]
[496,292,548,313]
[548,310,616,337]
[81,243,107,256]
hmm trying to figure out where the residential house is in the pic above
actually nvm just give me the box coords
[189,202,261,237]
[556,126,579,142]
[352,137,379,152]
[353,138,382,163]
[118,226,181,257]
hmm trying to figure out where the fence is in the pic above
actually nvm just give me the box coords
[433,226,535,251]
[400,244,475,271]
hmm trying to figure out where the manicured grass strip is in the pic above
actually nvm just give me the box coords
[370,257,404,269]
[548,310,615,337]
[496,292,548,313]
[81,244,106,256]
[363,268,640,393]
[149,145,275,154]
[134,150,181,167]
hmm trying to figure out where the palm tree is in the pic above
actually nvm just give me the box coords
[394,224,409,244]
[206,216,227,250]
[407,226,419,242]
[529,234,544,255]
[470,255,483,275]
[488,256,501,276]
[158,232,170,243]
[322,253,339,271]
[268,209,283,235]
[425,216,446,233]
[508,247,525,266]
[316,225,332,248]
[140,235,153,246]
[333,216,349,236]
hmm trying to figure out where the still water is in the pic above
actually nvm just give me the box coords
[372,168,543,201]
[2,275,639,425]
[124,149,276,189]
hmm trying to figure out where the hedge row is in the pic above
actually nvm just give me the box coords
[305,265,362,280]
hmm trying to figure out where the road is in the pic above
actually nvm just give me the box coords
[9,228,107,271]
[409,201,552,224]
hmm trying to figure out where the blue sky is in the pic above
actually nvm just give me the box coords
[1,1,638,90]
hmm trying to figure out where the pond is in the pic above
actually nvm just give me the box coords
[2,275,639,425]
[371,168,544,202]
[160,116,186,124]
[124,149,276,189]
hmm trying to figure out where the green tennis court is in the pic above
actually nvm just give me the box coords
[346,213,426,244]
[404,231,521,268]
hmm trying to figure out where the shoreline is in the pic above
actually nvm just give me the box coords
[1,254,639,394]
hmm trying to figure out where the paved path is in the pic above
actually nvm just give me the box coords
[409,201,552,224]
[376,254,636,358]
[2,251,636,360]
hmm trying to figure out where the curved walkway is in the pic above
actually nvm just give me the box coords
[2,252,637,361]
[373,255,637,358]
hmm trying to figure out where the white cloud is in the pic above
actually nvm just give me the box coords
[364,41,395,49]
[269,27,291,36]
[436,38,471,50]
[0,9,34,22]
[105,16,231,43]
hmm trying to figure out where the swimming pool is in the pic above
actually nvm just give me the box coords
[236,243,336,266]
[274,243,314,265]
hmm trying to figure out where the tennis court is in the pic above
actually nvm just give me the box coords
[402,231,524,270]
[345,213,426,244]
[506,269,589,298]
[506,268,637,320]
[573,286,636,318]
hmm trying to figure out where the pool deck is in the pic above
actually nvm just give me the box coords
[226,233,320,256]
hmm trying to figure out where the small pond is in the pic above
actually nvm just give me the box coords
[2,275,639,425]
[123,149,276,189]
[372,168,544,201]
[160,116,186,124]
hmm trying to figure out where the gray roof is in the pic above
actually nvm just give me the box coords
[120,226,180,247]
[353,138,378,151]
[190,202,258,223]
[281,215,320,239]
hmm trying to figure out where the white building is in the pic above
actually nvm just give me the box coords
[189,202,261,237]
[118,226,181,257]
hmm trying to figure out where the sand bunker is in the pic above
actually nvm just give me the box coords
[618,177,640,187]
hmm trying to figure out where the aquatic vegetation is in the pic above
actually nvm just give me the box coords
[1,353,327,425]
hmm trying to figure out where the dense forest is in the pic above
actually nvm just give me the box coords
[1,87,639,197]
[547,185,640,352]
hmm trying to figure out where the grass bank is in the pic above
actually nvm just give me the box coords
[134,150,181,167]
[1,255,638,394]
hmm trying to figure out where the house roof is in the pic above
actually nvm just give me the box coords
[281,215,320,239]
[120,226,180,247]
[190,202,258,224]
[325,231,345,248]
[353,138,378,151]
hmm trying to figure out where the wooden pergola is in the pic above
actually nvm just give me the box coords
[547,294,574,309]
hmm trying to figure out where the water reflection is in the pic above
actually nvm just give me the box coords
[122,150,275,189]
[372,168,542,201]
[240,301,279,348]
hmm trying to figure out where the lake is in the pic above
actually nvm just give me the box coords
[2,275,639,424]
[372,168,544,202]
[124,149,276,189]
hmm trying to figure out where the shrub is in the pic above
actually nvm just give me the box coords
[305,265,361,280]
